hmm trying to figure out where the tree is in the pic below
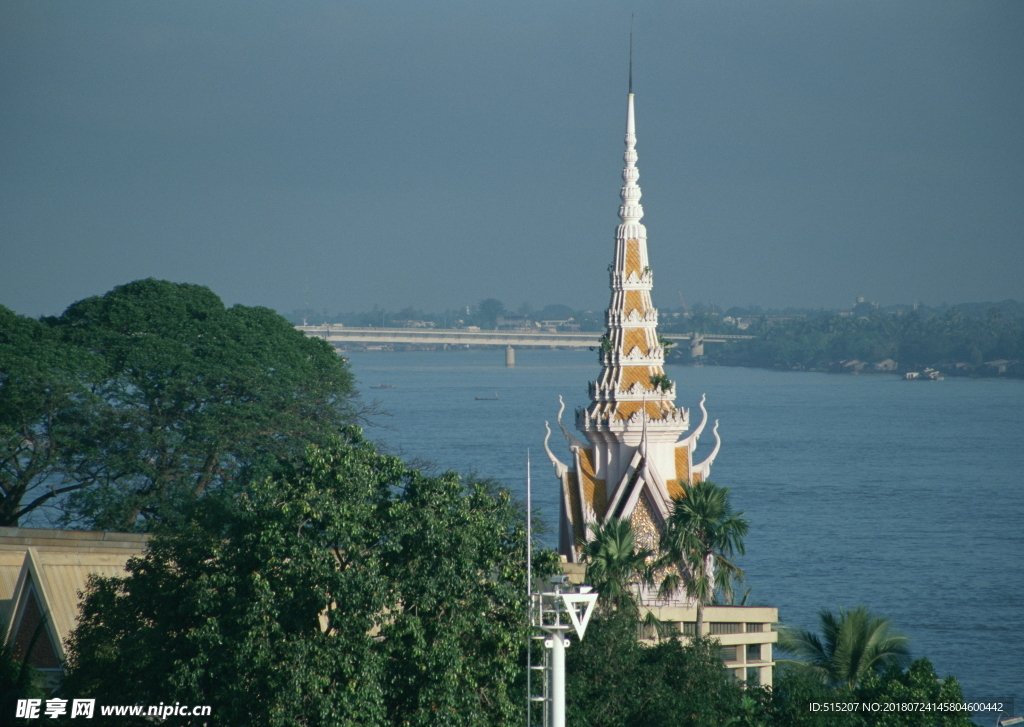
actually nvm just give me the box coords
[566,613,746,727]
[0,305,106,527]
[763,664,864,727]
[777,606,911,690]
[63,430,550,727]
[656,480,749,635]
[30,279,359,531]
[476,299,505,329]
[856,658,975,727]
[580,518,652,616]
[0,621,45,726]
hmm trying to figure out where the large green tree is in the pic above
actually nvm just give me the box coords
[0,305,105,527]
[1,279,360,529]
[656,480,749,635]
[63,431,549,727]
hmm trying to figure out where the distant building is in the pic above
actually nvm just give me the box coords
[496,315,533,330]
[538,319,580,331]
[852,296,879,316]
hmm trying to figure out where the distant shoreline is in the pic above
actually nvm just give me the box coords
[340,346,1023,380]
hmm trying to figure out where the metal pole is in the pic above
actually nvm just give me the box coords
[526,453,532,727]
[548,630,567,727]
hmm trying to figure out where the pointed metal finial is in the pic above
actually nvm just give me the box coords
[628,13,634,94]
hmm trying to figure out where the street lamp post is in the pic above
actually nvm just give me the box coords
[526,455,597,727]
[532,576,598,727]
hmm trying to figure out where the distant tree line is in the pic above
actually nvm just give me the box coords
[708,308,1024,374]
[293,298,1024,375]
[290,299,607,331]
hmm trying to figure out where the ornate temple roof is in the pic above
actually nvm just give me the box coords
[546,83,720,563]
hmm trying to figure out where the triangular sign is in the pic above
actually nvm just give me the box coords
[560,589,599,640]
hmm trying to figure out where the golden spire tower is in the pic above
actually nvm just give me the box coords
[545,82,720,562]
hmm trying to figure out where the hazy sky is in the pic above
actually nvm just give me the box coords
[2,1,1022,318]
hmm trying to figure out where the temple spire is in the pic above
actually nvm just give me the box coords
[547,60,721,564]
[619,89,642,225]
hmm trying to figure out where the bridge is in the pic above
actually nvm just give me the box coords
[295,326,754,361]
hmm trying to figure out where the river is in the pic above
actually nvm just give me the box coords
[346,347,1023,712]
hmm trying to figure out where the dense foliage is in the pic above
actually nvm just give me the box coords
[765,659,978,727]
[63,430,553,727]
[563,613,978,727]
[566,613,747,727]
[1,279,358,529]
[0,306,103,526]
[716,309,1024,372]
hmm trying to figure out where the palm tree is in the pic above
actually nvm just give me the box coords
[656,480,748,635]
[778,606,911,689]
[580,518,652,617]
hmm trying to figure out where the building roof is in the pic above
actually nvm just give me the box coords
[0,527,149,671]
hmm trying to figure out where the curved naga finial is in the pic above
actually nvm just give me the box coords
[679,394,708,448]
[692,419,721,481]
[638,393,649,458]
[543,421,569,478]
[557,396,587,450]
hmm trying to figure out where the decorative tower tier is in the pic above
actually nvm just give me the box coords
[545,88,720,562]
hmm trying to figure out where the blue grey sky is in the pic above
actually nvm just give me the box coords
[2,1,1022,318]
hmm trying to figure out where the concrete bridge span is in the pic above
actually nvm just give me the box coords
[295,326,754,360]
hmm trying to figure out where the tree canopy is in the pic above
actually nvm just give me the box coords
[0,305,105,527]
[778,606,911,690]
[63,430,552,727]
[0,279,359,529]
[565,613,747,727]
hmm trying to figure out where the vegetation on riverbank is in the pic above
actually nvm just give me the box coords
[290,297,1024,377]
[703,308,1024,377]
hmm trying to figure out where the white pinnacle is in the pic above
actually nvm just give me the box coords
[619,93,644,225]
